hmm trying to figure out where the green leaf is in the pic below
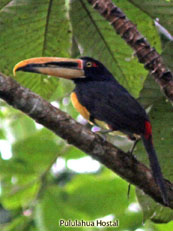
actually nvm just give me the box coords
[12,129,61,175]
[138,42,173,108]
[66,175,137,218]
[0,158,35,176]
[0,0,71,100]
[0,128,6,140]
[1,214,34,231]
[65,173,143,230]
[63,146,85,160]
[0,128,63,210]
[1,177,40,209]
[162,41,173,71]
[138,74,161,108]
[114,0,162,53]
[128,0,173,35]
[135,98,173,223]
[9,113,36,141]
[0,128,63,209]
[35,174,143,231]
[154,220,173,231]
[0,0,11,9]
[35,186,86,231]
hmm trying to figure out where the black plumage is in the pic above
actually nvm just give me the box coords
[74,57,148,135]
[73,57,168,205]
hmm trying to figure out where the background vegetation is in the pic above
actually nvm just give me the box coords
[0,0,173,230]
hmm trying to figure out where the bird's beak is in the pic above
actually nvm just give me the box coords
[13,57,85,79]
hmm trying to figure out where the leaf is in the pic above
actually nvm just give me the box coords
[66,175,136,219]
[0,0,71,100]
[114,0,162,53]
[70,0,161,97]
[0,0,11,9]
[138,74,162,108]
[63,146,85,160]
[162,41,173,71]
[12,128,61,175]
[1,177,40,209]
[131,40,173,223]
[65,173,143,230]
[138,42,173,108]
[0,128,63,209]
[135,98,173,223]
[0,128,6,140]
[128,0,173,35]
[0,158,35,176]
[9,112,36,141]
[1,214,35,231]
[35,186,86,231]
[35,174,143,231]
[154,220,173,231]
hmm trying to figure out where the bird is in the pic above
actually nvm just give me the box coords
[13,56,168,205]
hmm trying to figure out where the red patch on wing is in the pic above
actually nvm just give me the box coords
[145,121,152,139]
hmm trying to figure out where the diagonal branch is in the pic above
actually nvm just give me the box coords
[87,0,173,101]
[0,72,173,207]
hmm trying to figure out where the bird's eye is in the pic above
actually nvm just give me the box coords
[86,62,92,67]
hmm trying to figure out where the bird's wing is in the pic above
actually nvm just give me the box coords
[77,81,147,134]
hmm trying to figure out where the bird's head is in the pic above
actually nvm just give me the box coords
[13,56,114,82]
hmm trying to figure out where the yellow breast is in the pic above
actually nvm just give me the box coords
[70,92,90,121]
[70,92,111,130]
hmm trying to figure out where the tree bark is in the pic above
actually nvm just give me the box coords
[0,72,172,207]
[87,0,173,101]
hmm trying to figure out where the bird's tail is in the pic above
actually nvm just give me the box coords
[142,132,168,205]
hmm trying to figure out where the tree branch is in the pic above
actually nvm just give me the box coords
[87,0,173,101]
[0,72,172,207]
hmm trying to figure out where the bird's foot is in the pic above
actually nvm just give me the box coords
[129,136,141,156]
[93,129,113,141]
[99,129,113,135]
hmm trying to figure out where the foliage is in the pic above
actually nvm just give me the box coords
[0,0,173,230]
